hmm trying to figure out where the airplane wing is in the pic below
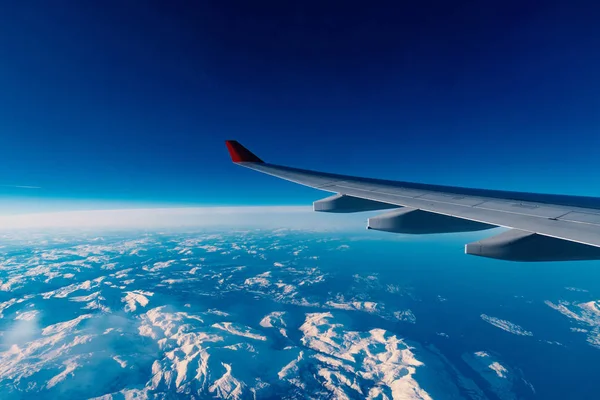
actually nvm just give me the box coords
[225,140,600,262]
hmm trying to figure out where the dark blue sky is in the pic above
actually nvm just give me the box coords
[1,1,599,212]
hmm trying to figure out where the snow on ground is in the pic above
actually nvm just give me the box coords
[125,307,444,399]
[394,309,417,324]
[546,299,600,348]
[243,272,272,288]
[0,314,95,390]
[259,311,288,337]
[15,310,39,321]
[42,314,93,336]
[122,290,154,312]
[462,351,535,400]
[565,287,589,293]
[299,312,432,400]
[212,322,267,341]
[136,306,274,398]
[480,314,533,336]
[70,291,102,302]
[144,260,176,272]
[325,300,379,313]
[0,229,543,399]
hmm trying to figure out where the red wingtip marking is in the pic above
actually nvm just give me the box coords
[225,140,264,163]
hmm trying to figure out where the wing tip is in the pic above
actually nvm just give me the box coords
[225,140,264,163]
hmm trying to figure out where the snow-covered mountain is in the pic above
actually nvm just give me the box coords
[0,229,596,398]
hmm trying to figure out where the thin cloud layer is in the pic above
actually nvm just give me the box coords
[0,206,370,231]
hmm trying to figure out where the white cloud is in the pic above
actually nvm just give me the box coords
[0,185,41,189]
[0,206,370,231]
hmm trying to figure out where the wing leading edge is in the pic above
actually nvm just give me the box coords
[225,140,600,262]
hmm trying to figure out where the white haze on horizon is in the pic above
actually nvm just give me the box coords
[0,206,375,231]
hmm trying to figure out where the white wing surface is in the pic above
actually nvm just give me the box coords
[226,140,600,262]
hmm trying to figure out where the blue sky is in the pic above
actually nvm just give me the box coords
[1,1,599,213]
